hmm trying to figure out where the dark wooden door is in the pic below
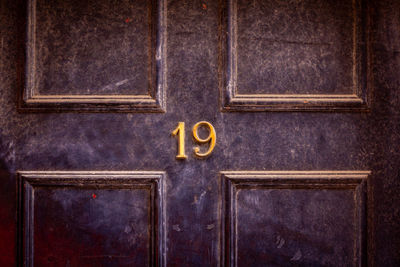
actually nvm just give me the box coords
[1,0,399,266]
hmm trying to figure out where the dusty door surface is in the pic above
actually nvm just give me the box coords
[0,0,399,266]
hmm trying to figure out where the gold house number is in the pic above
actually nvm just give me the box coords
[172,121,216,159]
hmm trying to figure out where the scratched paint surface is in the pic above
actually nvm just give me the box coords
[236,189,354,266]
[33,188,150,266]
[237,0,354,94]
[0,0,400,266]
[34,0,150,95]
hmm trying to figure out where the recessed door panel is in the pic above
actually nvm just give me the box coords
[221,171,369,266]
[21,0,166,112]
[221,0,369,111]
[18,171,165,266]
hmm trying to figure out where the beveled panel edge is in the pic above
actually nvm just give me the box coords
[222,94,369,112]
[19,0,167,113]
[16,171,167,267]
[219,0,371,112]
[219,170,370,267]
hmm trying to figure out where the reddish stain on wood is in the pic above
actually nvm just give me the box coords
[92,193,97,199]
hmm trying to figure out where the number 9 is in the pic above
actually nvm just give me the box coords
[192,121,216,157]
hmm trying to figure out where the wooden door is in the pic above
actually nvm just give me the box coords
[0,0,399,266]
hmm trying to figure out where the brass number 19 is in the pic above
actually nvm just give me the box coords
[172,121,216,159]
[192,121,216,158]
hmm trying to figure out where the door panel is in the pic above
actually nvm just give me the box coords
[18,171,165,266]
[0,0,399,266]
[221,0,369,111]
[21,0,166,112]
[221,171,368,266]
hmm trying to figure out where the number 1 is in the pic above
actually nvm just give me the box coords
[172,122,187,159]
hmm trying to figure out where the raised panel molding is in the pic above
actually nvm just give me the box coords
[220,171,370,266]
[17,171,166,266]
[220,0,370,111]
[20,0,167,112]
